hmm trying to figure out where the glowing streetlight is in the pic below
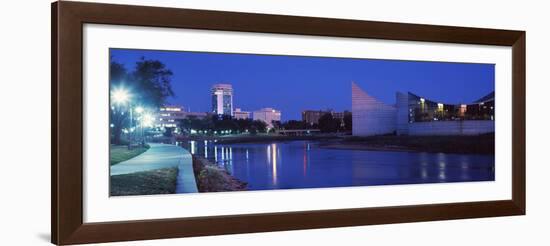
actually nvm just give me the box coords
[135,106,144,114]
[111,88,130,104]
[141,113,154,128]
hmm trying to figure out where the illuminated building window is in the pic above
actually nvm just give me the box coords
[437,103,444,112]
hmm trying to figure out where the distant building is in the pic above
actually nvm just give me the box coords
[233,108,250,120]
[301,110,326,126]
[157,105,207,128]
[302,109,350,127]
[351,82,495,136]
[211,84,233,116]
[253,108,281,128]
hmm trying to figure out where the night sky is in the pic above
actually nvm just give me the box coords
[110,48,495,121]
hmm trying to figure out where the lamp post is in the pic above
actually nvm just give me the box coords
[111,88,132,147]
[141,112,154,145]
[135,106,144,145]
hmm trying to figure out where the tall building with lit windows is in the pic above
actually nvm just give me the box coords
[156,105,207,128]
[211,84,233,116]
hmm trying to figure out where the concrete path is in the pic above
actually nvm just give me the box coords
[110,143,198,193]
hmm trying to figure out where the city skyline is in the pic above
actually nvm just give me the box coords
[110,48,495,121]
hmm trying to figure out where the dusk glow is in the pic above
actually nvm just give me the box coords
[110,49,494,121]
[109,48,495,197]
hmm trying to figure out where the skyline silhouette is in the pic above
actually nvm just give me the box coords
[110,48,495,121]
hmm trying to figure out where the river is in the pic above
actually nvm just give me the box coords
[180,140,494,191]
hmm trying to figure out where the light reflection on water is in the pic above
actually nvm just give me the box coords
[180,140,495,191]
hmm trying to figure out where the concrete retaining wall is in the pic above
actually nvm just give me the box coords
[408,120,494,135]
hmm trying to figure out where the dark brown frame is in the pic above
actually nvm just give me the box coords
[52,1,525,245]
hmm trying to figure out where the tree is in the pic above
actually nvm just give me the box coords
[281,120,305,130]
[235,119,252,132]
[252,120,267,134]
[130,58,175,107]
[109,58,175,145]
[212,115,239,132]
[163,127,175,137]
[318,113,339,133]
[110,61,130,145]
[177,116,206,134]
[343,112,353,131]
[271,120,282,130]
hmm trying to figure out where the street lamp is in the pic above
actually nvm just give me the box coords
[111,88,130,105]
[111,87,134,147]
[135,106,144,114]
[134,106,145,144]
[141,113,154,128]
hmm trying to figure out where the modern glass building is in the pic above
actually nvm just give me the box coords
[211,84,233,116]
[405,92,494,123]
[352,82,495,136]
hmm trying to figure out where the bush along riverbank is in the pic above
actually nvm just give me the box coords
[110,167,178,196]
[192,156,247,192]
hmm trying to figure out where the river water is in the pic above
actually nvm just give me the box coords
[180,140,494,191]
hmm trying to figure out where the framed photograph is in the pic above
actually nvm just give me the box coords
[52,1,525,245]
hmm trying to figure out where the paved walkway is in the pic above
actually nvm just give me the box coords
[110,143,198,193]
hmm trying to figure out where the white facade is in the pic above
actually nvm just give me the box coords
[352,82,397,136]
[157,105,207,128]
[157,105,183,128]
[396,92,410,135]
[233,108,250,120]
[211,84,233,116]
[253,108,281,128]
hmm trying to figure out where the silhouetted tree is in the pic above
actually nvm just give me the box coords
[318,113,339,133]
[109,60,130,145]
[109,58,174,144]
[281,120,306,130]
[163,127,174,137]
[130,57,175,107]
[252,120,267,133]
[343,112,353,131]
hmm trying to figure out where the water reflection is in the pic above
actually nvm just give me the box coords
[179,140,495,191]
[190,140,196,155]
[204,140,208,158]
[271,143,278,185]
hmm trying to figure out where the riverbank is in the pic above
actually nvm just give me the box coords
[321,133,495,155]
[192,156,247,192]
[179,134,343,144]
[110,167,178,196]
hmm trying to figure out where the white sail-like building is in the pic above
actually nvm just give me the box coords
[351,82,397,136]
[351,82,495,136]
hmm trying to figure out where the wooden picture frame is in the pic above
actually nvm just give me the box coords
[52,1,525,244]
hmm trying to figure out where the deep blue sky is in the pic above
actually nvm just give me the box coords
[110,48,494,121]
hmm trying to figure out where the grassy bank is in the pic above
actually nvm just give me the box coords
[110,144,150,165]
[192,156,247,192]
[110,168,178,196]
[323,133,494,155]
